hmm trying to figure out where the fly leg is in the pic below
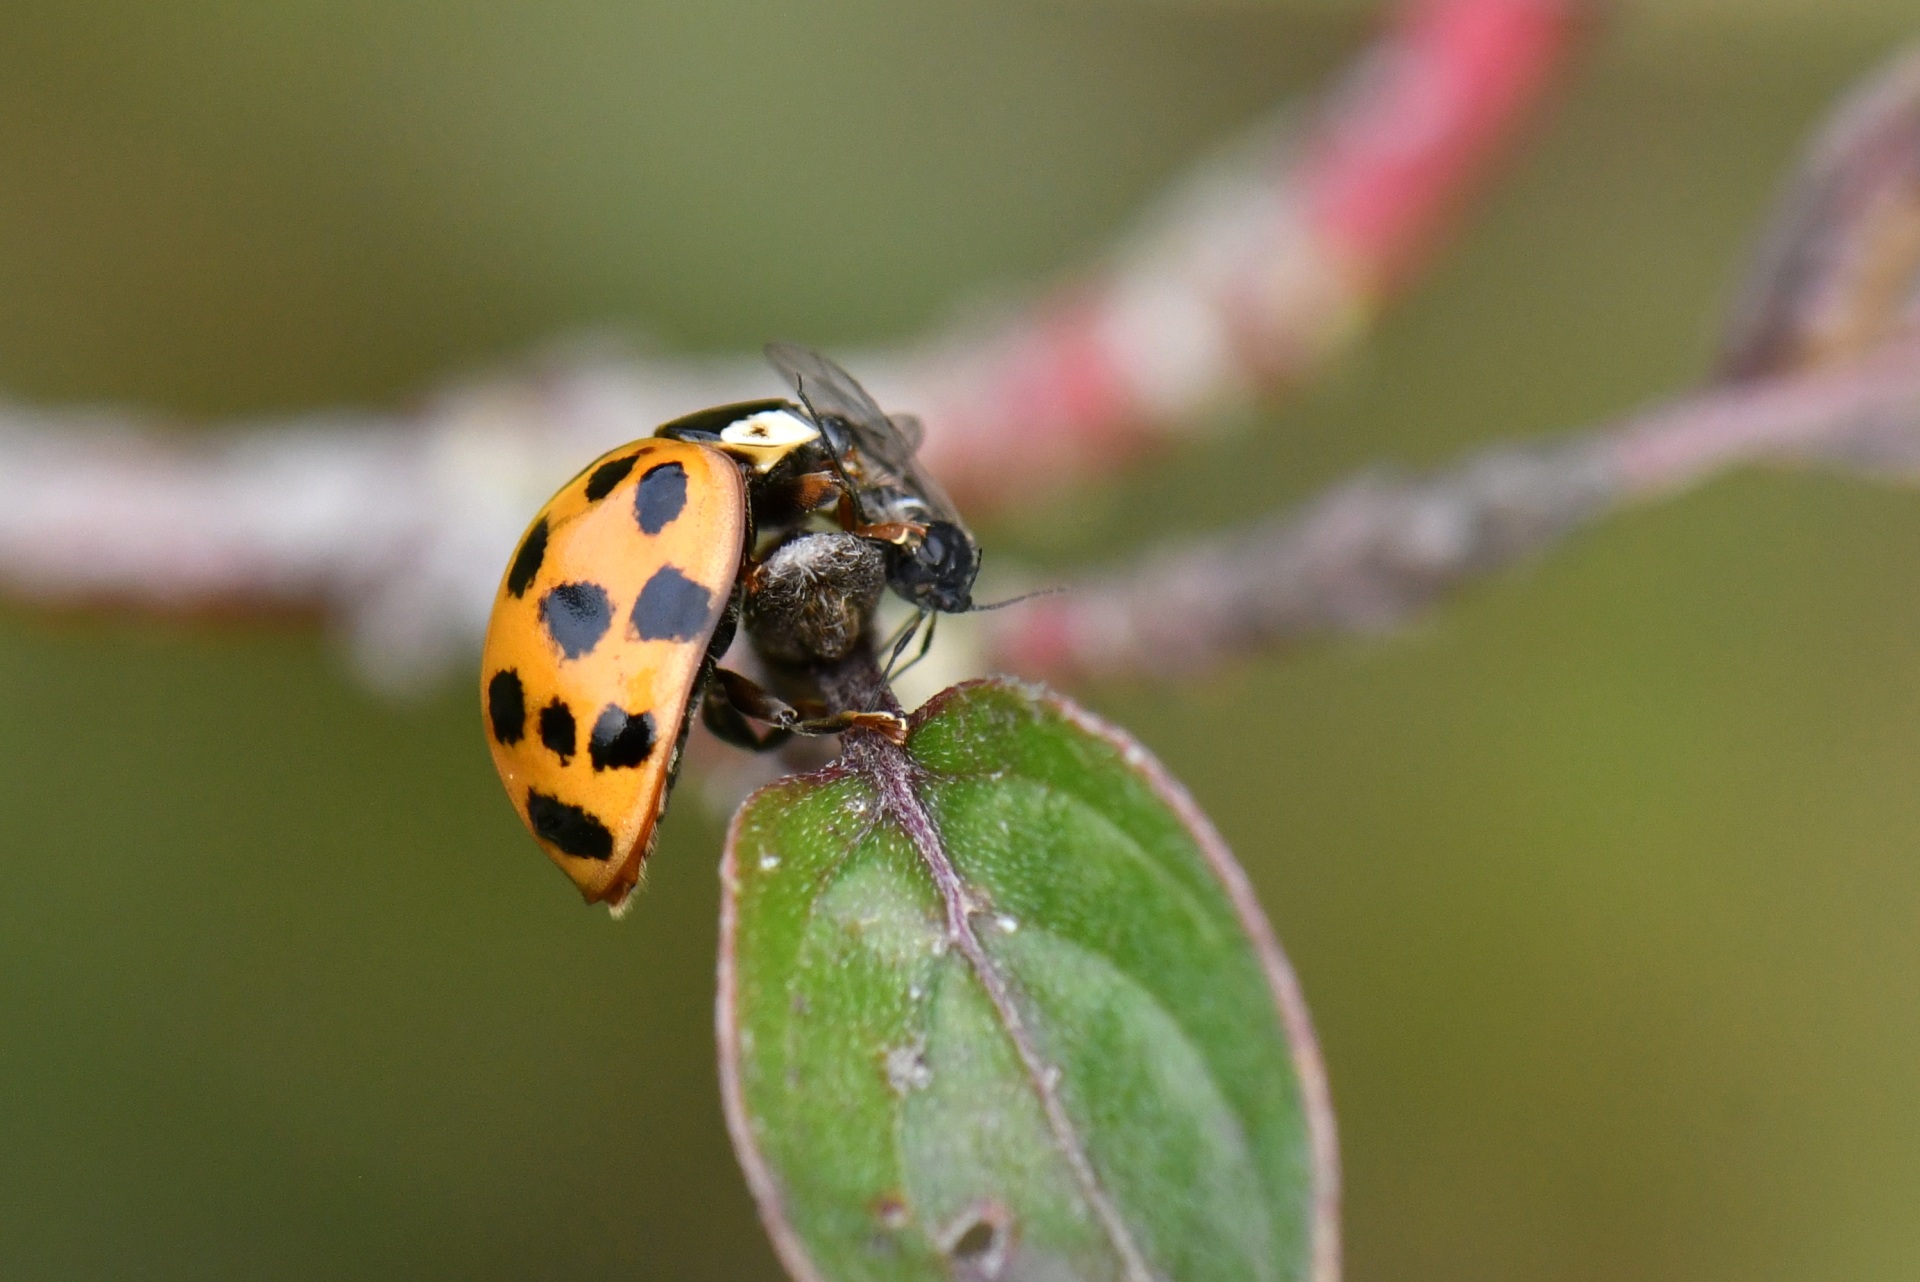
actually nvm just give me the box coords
[706,667,908,745]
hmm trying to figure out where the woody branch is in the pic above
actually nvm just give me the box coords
[12,8,1917,698]
[983,334,1920,682]
[984,40,1920,681]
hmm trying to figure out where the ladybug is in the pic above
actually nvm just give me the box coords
[480,398,905,912]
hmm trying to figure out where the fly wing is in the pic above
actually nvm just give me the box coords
[885,413,926,452]
[763,342,968,531]
[764,342,910,468]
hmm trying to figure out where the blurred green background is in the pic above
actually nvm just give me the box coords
[3,2,1918,1279]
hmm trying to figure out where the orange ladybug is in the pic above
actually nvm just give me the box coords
[481,403,901,912]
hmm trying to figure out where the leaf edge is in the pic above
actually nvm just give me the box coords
[716,676,1343,1282]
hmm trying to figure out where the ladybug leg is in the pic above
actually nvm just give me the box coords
[701,680,793,752]
[818,487,924,548]
[712,667,909,744]
[848,519,926,547]
[752,470,847,530]
[799,707,910,742]
[788,470,844,512]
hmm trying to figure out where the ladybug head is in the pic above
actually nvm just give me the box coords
[887,520,980,614]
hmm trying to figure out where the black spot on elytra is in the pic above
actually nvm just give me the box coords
[506,519,548,598]
[589,705,657,771]
[584,454,638,502]
[487,670,526,744]
[539,700,577,763]
[525,792,614,861]
[635,462,689,534]
[629,566,712,642]
[539,581,613,658]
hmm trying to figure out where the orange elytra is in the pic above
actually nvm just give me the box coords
[482,349,945,913]
[481,436,750,910]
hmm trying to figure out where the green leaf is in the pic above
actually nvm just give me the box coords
[719,679,1338,1282]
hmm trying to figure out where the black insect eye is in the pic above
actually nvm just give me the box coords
[921,522,975,578]
[917,524,952,567]
[915,522,978,611]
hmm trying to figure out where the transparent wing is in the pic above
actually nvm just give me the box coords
[763,343,967,530]
[765,342,918,476]
[886,413,926,452]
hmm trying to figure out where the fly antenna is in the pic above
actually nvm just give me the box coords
[966,585,1066,613]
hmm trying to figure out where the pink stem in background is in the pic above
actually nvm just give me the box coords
[909,0,1589,504]
[985,333,1920,683]
[1308,0,1584,293]
[0,0,1589,690]
[1718,45,1920,380]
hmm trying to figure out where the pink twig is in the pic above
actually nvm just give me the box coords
[906,0,1590,505]
[1719,45,1920,380]
[0,0,1588,689]
[985,333,1920,683]
[1309,0,1587,292]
